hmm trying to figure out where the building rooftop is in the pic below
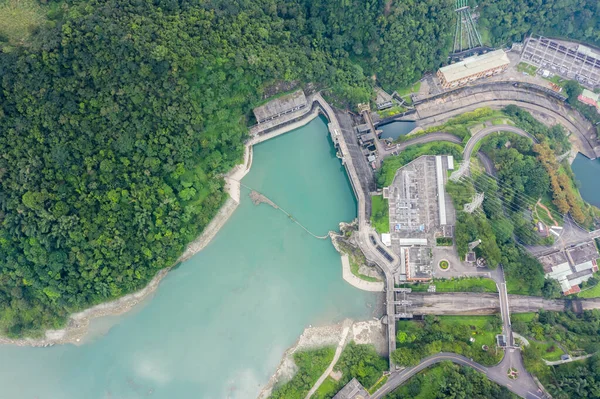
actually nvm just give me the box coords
[333,378,370,399]
[538,251,569,274]
[567,241,599,266]
[253,90,307,123]
[357,123,371,133]
[439,49,510,83]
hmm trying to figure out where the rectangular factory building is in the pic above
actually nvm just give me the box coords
[437,49,510,89]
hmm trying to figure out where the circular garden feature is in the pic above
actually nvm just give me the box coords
[439,260,449,270]
[507,368,519,380]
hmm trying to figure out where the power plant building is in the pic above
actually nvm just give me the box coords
[437,50,510,89]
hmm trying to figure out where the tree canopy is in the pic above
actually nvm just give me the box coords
[0,0,457,337]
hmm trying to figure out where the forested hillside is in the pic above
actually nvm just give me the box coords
[478,0,600,46]
[0,0,455,337]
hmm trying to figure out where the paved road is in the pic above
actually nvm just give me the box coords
[371,352,544,399]
[463,125,536,160]
[401,82,598,159]
[477,151,496,175]
[315,94,399,368]
[382,132,462,158]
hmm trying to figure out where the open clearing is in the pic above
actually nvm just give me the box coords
[0,0,47,45]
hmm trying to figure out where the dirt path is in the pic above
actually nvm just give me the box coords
[305,320,352,399]
[536,199,559,227]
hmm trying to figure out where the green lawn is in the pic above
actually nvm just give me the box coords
[0,0,48,46]
[438,316,500,352]
[534,341,565,362]
[395,81,421,97]
[313,376,338,399]
[377,105,407,118]
[512,313,536,323]
[371,195,389,233]
[395,278,497,293]
[434,278,498,293]
[516,62,538,76]
[578,282,600,298]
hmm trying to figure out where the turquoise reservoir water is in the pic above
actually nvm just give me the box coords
[571,153,600,208]
[0,116,378,398]
[378,121,417,140]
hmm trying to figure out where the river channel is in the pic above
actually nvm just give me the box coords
[0,116,379,399]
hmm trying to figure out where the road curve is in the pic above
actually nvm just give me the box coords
[396,132,462,151]
[372,352,543,399]
[463,124,537,160]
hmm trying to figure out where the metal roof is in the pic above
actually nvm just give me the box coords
[439,50,510,83]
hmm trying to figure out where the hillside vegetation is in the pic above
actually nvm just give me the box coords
[0,0,455,337]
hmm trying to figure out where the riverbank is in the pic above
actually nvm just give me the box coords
[0,101,323,348]
[258,318,387,398]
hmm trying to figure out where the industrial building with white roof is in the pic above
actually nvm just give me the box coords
[538,241,599,295]
[437,49,510,89]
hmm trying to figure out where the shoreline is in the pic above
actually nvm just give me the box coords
[0,103,321,348]
[257,318,387,399]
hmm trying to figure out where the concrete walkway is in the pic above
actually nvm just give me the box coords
[544,353,594,366]
[340,255,384,292]
[305,320,352,399]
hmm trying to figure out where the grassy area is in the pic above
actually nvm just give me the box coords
[387,364,446,398]
[535,341,565,362]
[395,315,504,366]
[512,312,536,323]
[435,237,452,246]
[336,239,382,283]
[313,376,338,399]
[395,107,506,144]
[349,256,381,282]
[516,62,538,76]
[377,105,407,118]
[395,81,421,97]
[371,195,389,233]
[396,278,497,293]
[578,281,600,298]
[378,142,464,187]
[368,375,388,394]
[434,277,498,293]
[506,276,533,295]
[0,0,48,46]
[271,347,335,399]
[544,74,567,88]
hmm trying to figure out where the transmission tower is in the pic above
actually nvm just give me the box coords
[450,159,470,181]
[453,0,483,53]
[464,192,484,213]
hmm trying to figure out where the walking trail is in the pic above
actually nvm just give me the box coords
[305,320,352,399]
[536,199,559,227]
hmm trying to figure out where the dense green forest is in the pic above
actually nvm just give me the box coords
[516,311,600,399]
[0,0,456,337]
[478,0,600,46]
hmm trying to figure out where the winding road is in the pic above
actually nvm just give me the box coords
[463,125,537,160]
[371,352,544,399]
